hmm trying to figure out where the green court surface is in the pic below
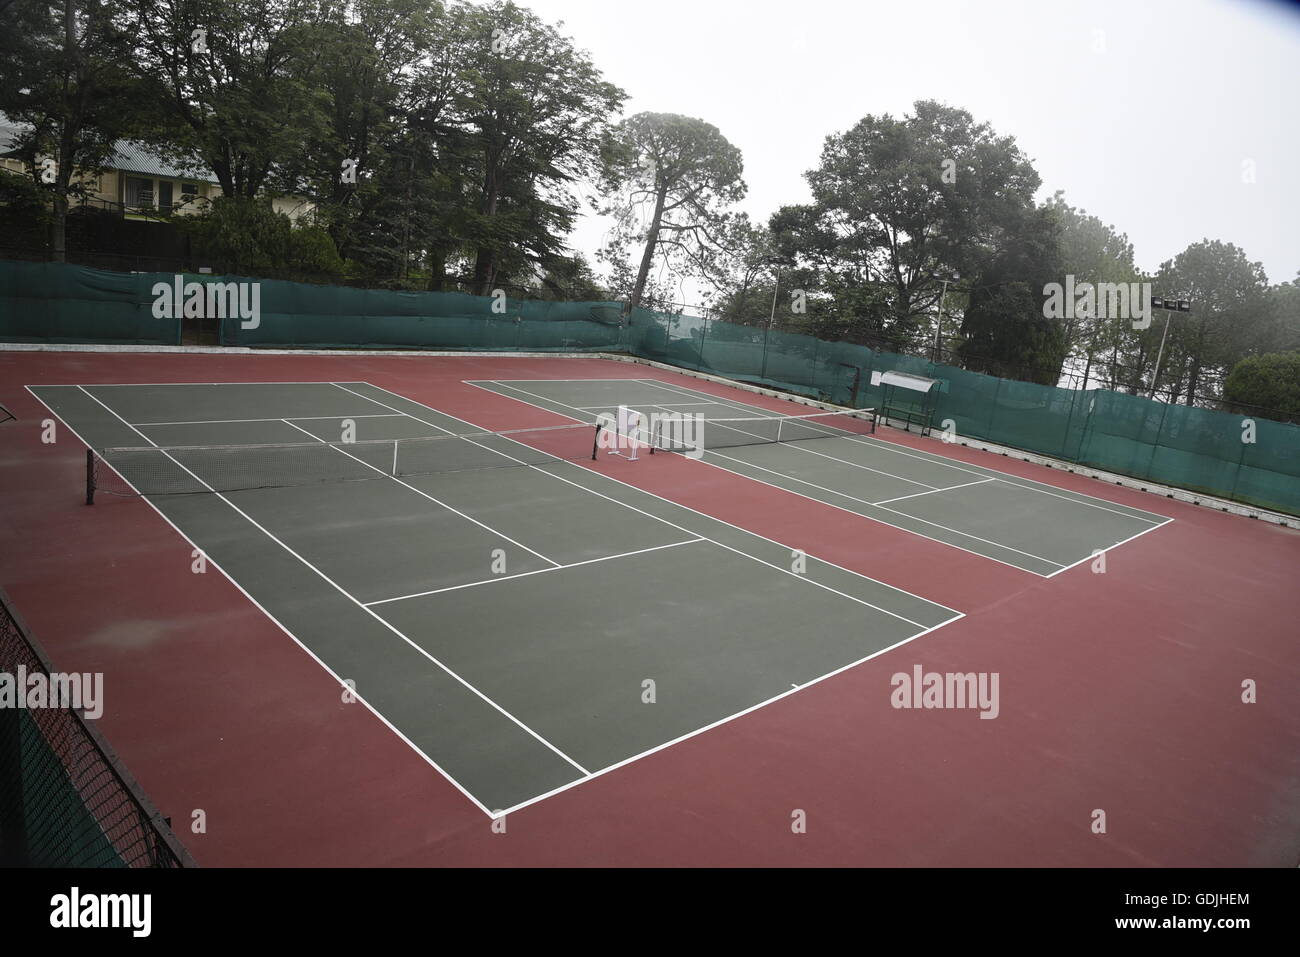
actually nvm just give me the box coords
[469,378,1174,577]
[28,381,958,816]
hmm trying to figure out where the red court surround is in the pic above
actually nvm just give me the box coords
[2,350,1297,867]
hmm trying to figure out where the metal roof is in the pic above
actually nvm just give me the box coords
[0,115,22,154]
[878,371,941,393]
[107,140,217,183]
[0,113,217,182]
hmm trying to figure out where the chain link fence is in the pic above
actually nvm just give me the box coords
[0,586,194,868]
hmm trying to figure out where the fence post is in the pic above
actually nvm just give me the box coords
[1061,388,1083,461]
[1228,424,1249,502]
[1075,390,1099,464]
[983,376,1002,441]
[810,338,823,398]
[1143,400,1172,481]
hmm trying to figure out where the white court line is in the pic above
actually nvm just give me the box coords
[1044,517,1175,579]
[365,538,706,606]
[646,399,935,486]
[491,380,932,489]
[59,379,964,820]
[64,380,355,386]
[639,378,1171,525]
[337,383,974,815]
[354,382,960,625]
[140,413,403,426]
[24,386,499,820]
[461,379,1048,577]
[275,418,561,568]
[494,613,960,819]
[872,479,997,507]
[576,401,722,410]
[76,386,591,780]
[660,433,1064,569]
[478,380,1066,574]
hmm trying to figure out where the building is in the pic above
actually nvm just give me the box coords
[0,113,314,223]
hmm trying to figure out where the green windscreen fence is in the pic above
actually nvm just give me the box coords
[0,261,181,344]
[217,279,626,351]
[2,260,1296,516]
[629,308,1300,517]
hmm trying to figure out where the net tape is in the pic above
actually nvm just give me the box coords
[651,408,876,453]
[90,421,600,499]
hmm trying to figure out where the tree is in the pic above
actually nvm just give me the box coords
[529,253,609,301]
[781,100,1042,351]
[957,204,1066,384]
[124,0,334,200]
[1150,240,1271,404]
[1043,191,1143,388]
[765,203,895,345]
[598,112,747,314]
[1259,274,1300,355]
[0,0,143,261]
[297,0,442,278]
[447,0,624,295]
[1223,352,1300,421]
[177,194,343,279]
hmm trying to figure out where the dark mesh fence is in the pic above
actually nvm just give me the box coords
[0,586,193,868]
[3,260,1296,516]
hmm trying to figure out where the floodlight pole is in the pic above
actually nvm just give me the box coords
[931,275,957,364]
[761,267,780,380]
[1149,308,1176,400]
[1143,298,1193,400]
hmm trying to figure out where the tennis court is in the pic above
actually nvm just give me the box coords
[468,378,1174,576]
[5,352,1298,868]
[27,379,959,816]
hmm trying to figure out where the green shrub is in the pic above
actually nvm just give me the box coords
[1223,352,1300,421]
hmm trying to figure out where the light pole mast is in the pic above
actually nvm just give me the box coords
[1147,298,1192,400]
[761,265,780,380]
[931,273,959,364]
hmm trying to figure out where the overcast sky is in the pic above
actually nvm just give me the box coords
[512,0,1299,304]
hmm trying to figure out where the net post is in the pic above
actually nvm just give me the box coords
[591,424,599,460]
[85,449,95,505]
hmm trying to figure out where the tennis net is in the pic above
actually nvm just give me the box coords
[87,421,601,501]
[650,408,877,454]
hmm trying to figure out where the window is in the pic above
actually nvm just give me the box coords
[125,176,154,209]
